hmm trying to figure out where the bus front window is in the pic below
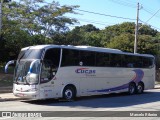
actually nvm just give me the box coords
[25,60,41,84]
[14,60,41,85]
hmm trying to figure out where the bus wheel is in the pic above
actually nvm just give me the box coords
[137,82,144,94]
[63,86,76,101]
[128,83,136,95]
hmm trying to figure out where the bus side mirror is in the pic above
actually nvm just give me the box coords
[4,60,16,74]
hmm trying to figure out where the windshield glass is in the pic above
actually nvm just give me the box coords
[14,60,41,85]
[18,49,43,60]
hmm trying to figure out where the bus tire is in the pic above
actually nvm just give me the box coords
[63,86,76,101]
[136,82,144,94]
[128,82,136,95]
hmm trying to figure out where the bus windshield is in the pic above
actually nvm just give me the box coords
[14,60,41,85]
[18,49,43,60]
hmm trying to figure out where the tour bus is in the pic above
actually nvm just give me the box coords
[5,45,155,100]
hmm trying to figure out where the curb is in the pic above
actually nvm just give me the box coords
[0,93,26,102]
[154,86,160,89]
[0,90,12,94]
[154,84,160,89]
[0,86,12,94]
[0,98,25,102]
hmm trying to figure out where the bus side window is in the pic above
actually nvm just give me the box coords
[110,54,122,67]
[41,48,60,83]
[79,50,96,66]
[61,49,79,67]
[41,60,52,80]
[96,52,110,67]
[127,63,134,68]
[142,57,154,68]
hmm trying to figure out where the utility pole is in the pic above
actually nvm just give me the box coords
[134,2,139,54]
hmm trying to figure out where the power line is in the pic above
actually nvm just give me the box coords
[139,5,160,31]
[9,1,160,32]
[74,9,136,21]
[75,19,110,26]
[42,1,160,32]
[42,1,136,21]
[139,20,160,31]
[142,8,160,18]
[66,16,116,26]
[108,0,136,8]
[143,8,160,24]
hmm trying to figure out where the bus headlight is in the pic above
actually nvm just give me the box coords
[26,73,39,84]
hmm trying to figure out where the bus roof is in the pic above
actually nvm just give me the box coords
[21,44,154,58]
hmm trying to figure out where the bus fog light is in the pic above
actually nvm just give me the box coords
[30,88,38,92]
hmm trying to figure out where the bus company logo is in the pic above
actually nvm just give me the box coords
[75,68,96,74]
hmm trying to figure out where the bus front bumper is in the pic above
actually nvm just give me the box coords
[13,91,40,100]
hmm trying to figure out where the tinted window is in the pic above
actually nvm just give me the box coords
[61,49,79,66]
[60,48,154,68]
[123,55,154,68]
[43,48,61,67]
[96,52,110,67]
[110,54,122,67]
[142,57,154,68]
[41,48,60,83]
[79,50,96,66]
[124,55,138,68]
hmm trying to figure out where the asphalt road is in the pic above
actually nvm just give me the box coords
[0,89,160,120]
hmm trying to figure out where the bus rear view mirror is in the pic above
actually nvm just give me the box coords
[5,60,16,74]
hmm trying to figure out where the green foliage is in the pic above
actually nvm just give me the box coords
[138,24,158,36]
[106,33,157,54]
[52,24,101,45]
[3,0,78,36]
[0,0,78,62]
[104,22,135,37]
[73,24,99,33]
[0,0,160,64]
[138,35,157,54]
[106,33,135,52]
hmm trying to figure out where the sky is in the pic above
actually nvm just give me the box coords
[13,0,160,31]
[46,0,160,31]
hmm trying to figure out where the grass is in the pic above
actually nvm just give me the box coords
[0,73,13,87]
[0,65,14,87]
[155,81,160,85]
[0,64,14,74]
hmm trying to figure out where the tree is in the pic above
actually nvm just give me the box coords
[73,24,99,33]
[138,35,157,54]
[138,24,158,37]
[3,0,11,2]
[103,22,135,37]
[0,0,79,62]
[64,24,101,46]
[0,27,32,61]
[106,33,157,54]
[106,33,135,52]
[3,0,78,36]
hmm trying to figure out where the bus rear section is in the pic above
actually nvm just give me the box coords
[59,48,155,98]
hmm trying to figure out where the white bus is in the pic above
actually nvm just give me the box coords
[5,45,155,100]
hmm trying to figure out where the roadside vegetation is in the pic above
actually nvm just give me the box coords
[0,0,160,83]
[0,64,14,87]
